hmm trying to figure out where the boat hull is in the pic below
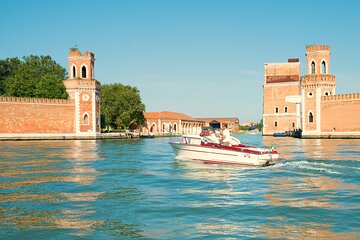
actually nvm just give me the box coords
[170,142,279,167]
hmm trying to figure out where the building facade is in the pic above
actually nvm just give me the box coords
[142,112,239,135]
[143,111,205,135]
[0,50,101,139]
[197,117,239,133]
[263,45,360,138]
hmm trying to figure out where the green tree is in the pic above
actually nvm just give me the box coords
[100,83,146,130]
[4,55,68,99]
[0,57,21,95]
[257,119,263,131]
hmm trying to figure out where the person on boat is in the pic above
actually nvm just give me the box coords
[221,124,231,146]
[207,129,220,144]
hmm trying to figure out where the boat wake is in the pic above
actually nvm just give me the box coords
[270,159,360,175]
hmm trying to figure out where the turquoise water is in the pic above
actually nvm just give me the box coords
[0,135,359,239]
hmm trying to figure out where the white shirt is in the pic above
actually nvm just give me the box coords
[222,129,231,143]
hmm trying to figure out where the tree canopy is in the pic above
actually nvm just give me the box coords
[1,55,68,99]
[0,57,21,95]
[100,83,146,130]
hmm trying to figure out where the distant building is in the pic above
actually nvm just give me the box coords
[142,113,239,135]
[143,111,205,135]
[240,122,257,127]
[196,117,239,133]
[263,45,360,138]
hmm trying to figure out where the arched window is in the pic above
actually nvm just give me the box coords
[275,121,278,127]
[83,113,89,125]
[284,106,288,113]
[311,61,316,74]
[81,65,87,78]
[309,112,314,123]
[72,66,76,78]
[150,123,155,133]
[275,107,279,113]
[321,61,326,74]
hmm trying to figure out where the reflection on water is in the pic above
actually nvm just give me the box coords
[0,136,359,239]
[262,136,360,161]
[260,222,360,240]
[0,140,104,237]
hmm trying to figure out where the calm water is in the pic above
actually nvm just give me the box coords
[0,135,359,239]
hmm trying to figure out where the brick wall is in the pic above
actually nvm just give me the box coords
[321,94,360,132]
[0,97,75,134]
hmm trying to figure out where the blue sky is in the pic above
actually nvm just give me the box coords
[1,0,360,122]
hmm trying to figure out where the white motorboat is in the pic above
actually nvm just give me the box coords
[170,134,280,167]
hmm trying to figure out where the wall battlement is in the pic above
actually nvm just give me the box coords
[0,96,73,105]
[322,93,360,101]
[68,50,94,59]
[306,45,330,52]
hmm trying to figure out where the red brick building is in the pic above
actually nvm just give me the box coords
[263,45,360,138]
[0,50,101,139]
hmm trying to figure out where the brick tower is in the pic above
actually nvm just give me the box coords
[63,50,101,136]
[301,45,336,136]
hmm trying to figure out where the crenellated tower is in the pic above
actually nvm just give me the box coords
[63,50,101,136]
[301,45,336,136]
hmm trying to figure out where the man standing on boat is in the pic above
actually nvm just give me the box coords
[221,124,231,146]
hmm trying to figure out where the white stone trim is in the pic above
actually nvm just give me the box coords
[92,91,96,133]
[301,89,306,132]
[316,88,321,133]
[75,92,80,134]
[263,113,297,117]
[264,82,300,87]
[285,95,301,103]
[296,103,301,129]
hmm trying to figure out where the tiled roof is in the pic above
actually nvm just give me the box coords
[145,111,202,121]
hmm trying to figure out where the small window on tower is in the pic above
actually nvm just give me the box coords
[321,61,326,74]
[275,121,278,127]
[275,107,279,113]
[72,66,76,78]
[83,113,89,125]
[284,106,288,113]
[324,91,329,96]
[311,61,316,74]
[81,65,87,78]
[309,112,314,123]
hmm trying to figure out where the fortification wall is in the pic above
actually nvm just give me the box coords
[321,94,360,132]
[0,97,75,134]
